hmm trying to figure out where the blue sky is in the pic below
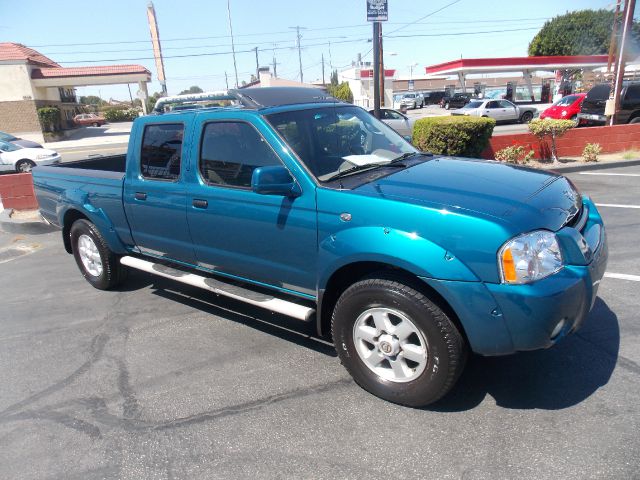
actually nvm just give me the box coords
[0,0,619,100]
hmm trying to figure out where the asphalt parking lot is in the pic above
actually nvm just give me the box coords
[1,163,639,479]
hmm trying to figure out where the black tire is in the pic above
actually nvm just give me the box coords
[332,274,467,407]
[444,103,450,110]
[520,111,534,123]
[92,122,99,127]
[630,117,640,124]
[15,159,36,173]
[70,219,127,290]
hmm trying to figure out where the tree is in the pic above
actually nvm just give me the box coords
[79,95,106,106]
[528,119,575,162]
[178,85,204,95]
[145,91,165,113]
[328,81,353,103]
[330,69,339,87]
[528,9,640,56]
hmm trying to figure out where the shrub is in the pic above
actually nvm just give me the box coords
[327,82,354,103]
[102,107,139,122]
[528,118,575,161]
[495,145,535,164]
[582,143,602,162]
[412,116,495,157]
[37,107,61,132]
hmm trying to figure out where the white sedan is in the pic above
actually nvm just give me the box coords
[451,99,537,124]
[0,141,61,173]
[369,108,415,137]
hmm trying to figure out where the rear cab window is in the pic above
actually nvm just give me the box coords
[140,123,184,181]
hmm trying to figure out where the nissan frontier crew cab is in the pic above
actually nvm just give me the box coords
[32,87,608,407]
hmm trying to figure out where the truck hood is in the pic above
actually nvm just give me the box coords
[353,157,581,232]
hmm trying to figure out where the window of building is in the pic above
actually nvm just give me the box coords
[199,122,281,188]
[140,123,184,181]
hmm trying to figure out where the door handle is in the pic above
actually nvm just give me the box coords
[192,199,208,209]
[134,192,147,201]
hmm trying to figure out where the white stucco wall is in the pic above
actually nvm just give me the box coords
[0,63,35,101]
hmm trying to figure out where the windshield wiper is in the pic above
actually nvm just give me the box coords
[390,151,432,163]
[325,161,406,182]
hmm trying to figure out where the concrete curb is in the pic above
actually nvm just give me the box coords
[544,158,640,173]
[0,209,59,235]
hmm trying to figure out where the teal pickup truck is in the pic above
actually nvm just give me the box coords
[32,87,608,407]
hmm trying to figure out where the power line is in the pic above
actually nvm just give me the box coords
[50,27,542,65]
[386,0,463,35]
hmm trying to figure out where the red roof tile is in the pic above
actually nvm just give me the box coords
[31,65,151,79]
[0,42,60,67]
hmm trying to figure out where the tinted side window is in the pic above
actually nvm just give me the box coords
[200,122,281,188]
[140,123,184,181]
[586,84,610,100]
[499,100,515,108]
[487,101,500,109]
[624,85,640,101]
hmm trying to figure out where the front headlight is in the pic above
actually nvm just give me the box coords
[498,230,563,284]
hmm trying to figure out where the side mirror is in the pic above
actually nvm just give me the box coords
[251,165,301,197]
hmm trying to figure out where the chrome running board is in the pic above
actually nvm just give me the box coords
[120,256,315,321]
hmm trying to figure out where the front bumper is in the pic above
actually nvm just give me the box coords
[577,113,607,125]
[421,197,608,356]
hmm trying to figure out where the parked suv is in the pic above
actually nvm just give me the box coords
[440,92,475,110]
[399,92,425,109]
[577,82,640,126]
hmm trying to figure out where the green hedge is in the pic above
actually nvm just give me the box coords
[412,116,496,158]
[101,107,139,122]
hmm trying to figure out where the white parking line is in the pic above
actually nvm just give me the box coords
[604,273,640,282]
[596,203,640,209]
[579,172,640,177]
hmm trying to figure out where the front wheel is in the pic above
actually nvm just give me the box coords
[332,275,467,407]
[70,219,127,290]
[15,159,36,173]
[92,122,99,127]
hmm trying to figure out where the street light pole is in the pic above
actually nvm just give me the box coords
[226,0,239,88]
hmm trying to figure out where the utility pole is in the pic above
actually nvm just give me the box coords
[373,21,381,118]
[378,23,385,107]
[611,0,636,125]
[254,47,259,80]
[322,53,325,85]
[290,26,306,82]
[224,71,229,90]
[226,0,239,88]
[607,0,622,76]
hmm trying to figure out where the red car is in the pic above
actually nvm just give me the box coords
[539,93,586,123]
[73,113,106,127]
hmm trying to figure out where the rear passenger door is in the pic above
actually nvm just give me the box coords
[185,117,318,296]
[124,121,196,264]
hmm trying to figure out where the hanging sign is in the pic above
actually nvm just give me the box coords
[367,0,388,22]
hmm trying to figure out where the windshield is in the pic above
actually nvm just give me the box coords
[0,132,18,142]
[267,106,417,182]
[403,94,415,98]
[554,95,580,107]
[0,140,21,152]
[463,101,484,109]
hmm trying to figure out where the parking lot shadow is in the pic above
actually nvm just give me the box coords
[429,298,619,411]
[131,272,337,358]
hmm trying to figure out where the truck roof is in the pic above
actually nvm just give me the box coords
[154,87,342,114]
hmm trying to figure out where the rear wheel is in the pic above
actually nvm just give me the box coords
[15,159,36,173]
[70,219,127,290]
[444,103,450,110]
[520,111,534,123]
[332,274,467,407]
[92,122,99,127]
[630,117,640,124]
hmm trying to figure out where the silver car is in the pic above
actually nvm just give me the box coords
[451,99,536,124]
[370,108,415,137]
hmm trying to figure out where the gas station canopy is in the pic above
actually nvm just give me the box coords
[425,55,609,76]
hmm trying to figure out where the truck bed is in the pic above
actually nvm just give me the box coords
[52,154,127,173]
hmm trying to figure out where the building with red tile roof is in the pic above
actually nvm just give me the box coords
[0,43,151,140]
